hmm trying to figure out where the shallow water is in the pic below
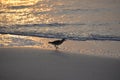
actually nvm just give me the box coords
[0,0,120,40]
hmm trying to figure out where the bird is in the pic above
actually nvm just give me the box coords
[48,38,66,49]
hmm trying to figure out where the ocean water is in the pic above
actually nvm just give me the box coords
[0,0,120,46]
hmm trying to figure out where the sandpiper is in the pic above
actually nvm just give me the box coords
[48,38,66,49]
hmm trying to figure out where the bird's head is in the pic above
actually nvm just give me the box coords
[62,38,66,41]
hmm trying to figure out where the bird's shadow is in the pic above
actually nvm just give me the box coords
[50,50,70,58]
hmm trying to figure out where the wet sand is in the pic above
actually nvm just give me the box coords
[0,47,120,80]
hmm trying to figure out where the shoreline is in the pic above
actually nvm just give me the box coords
[0,34,120,58]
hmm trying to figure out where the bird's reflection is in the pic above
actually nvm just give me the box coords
[50,50,69,58]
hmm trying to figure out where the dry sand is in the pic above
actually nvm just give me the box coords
[0,47,120,80]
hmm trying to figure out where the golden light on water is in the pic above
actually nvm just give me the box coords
[0,0,55,25]
[1,0,40,6]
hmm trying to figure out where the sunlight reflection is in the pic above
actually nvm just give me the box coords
[0,0,55,25]
[1,0,40,6]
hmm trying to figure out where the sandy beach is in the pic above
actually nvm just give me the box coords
[1,34,120,58]
[0,47,120,80]
[1,0,120,80]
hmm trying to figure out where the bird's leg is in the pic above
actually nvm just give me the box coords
[54,45,58,50]
[56,46,58,49]
[54,45,57,49]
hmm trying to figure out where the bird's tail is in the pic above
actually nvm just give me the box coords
[48,42,52,44]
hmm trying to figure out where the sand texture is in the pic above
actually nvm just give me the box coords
[0,48,120,80]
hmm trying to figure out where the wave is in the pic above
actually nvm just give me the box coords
[0,23,120,41]
[1,21,119,28]
[8,5,33,9]
[0,32,120,41]
[0,23,86,28]
[63,8,111,11]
